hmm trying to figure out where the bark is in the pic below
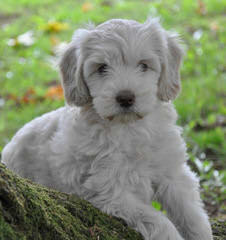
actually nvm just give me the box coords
[0,163,225,240]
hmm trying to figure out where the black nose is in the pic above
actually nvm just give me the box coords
[116,90,135,108]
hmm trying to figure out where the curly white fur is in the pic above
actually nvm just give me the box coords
[2,18,213,240]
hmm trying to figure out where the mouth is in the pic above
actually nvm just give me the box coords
[106,110,143,122]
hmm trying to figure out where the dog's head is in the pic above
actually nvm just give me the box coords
[60,18,184,122]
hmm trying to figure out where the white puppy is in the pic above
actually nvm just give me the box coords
[2,18,213,240]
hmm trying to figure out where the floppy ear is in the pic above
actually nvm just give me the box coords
[59,41,91,106]
[157,32,184,101]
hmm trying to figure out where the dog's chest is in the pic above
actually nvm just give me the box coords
[76,123,156,203]
[109,124,154,160]
[76,120,153,158]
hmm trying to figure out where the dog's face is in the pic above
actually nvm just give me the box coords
[60,18,184,122]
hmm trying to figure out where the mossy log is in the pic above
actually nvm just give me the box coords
[0,163,225,240]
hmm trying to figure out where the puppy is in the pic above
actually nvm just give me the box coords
[2,18,213,240]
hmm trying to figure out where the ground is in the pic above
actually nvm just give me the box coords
[0,0,225,219]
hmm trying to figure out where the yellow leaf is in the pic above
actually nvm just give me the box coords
[44,21,69,33]
[82,2,94,12]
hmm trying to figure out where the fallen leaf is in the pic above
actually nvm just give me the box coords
[210,21,219,32]
[43,21,69,33]
[197,0,207,15]
[45,85,64,100]
[21,88,36,103]
[82,2,94,12]
[7,88,37,104]
[7,94,18,102]
[50,36,60,46]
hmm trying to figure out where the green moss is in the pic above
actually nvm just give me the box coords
[0,214,24,240]
[0,163,225,240]
[211,219,226,240]
[0,164,143,240]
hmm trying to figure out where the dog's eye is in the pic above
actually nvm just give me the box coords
[139,63,148,72]
[97,64,108,75]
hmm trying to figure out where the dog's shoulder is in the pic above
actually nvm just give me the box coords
[1,106,77,166]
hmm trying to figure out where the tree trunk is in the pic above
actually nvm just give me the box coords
[0,163,225,240]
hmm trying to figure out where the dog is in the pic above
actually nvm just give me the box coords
[2,18,213,240]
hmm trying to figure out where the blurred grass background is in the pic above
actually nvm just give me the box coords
[0,0,225,219]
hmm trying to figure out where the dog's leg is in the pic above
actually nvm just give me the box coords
[89,191,184,240]
[156,165,213,240]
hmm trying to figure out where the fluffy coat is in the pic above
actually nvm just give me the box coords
[2,18,213,240]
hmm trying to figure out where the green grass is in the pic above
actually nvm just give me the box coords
[0,0,225,218]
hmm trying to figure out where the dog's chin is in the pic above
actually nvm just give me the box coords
[105,111,144,123]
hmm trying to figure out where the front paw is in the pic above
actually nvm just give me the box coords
[151,229,184,240]
[147,221,184,240]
